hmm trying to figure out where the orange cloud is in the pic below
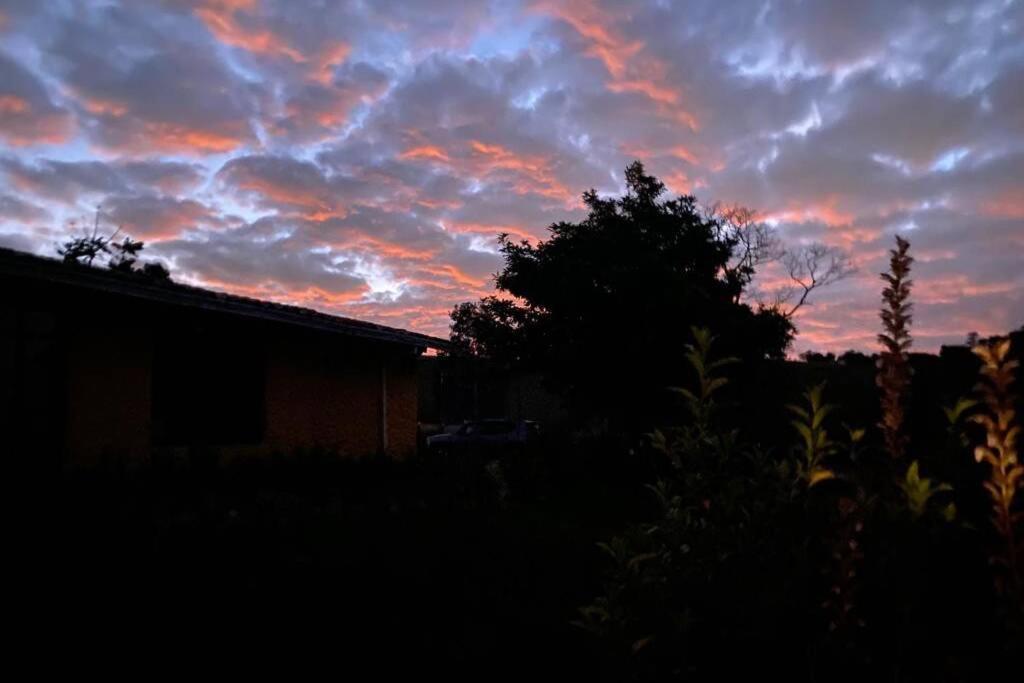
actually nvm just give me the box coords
[194,1,305,63]
[443,221,539,242]
[104,197,216,241]
[197,276,369,310]
[400,145,451,163]
[0,95,28,114]
[312,42,352,84]
[468,140,575,202]
[417,263,489,289]
[227,172,343,220]
[0,96,74,146]
[608,79,678,105]
[915,275,1018,305]
[140,122,247,153]
[980,189,1024,219]
[78,95,129,117]
[331,236,439,261]
[531,0,698,130]
[414,197,463,211]
[764,196,858,231]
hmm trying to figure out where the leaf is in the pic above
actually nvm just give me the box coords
[809,469,836,487]
[942,503,957,522]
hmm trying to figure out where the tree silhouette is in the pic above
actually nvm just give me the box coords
[58,209,113,266]
[450,161,793,426]
[56,208,170,281]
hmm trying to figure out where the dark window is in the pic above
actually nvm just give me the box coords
[152,325,265,445]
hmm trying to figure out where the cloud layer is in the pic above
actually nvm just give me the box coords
[1,0,1021,350]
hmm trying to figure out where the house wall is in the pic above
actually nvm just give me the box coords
[385,353,418,458]
[264,341,418,459]
[64,324,153,466]
[2,277,421,467]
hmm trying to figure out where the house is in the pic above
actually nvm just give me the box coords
[0,247,446,467]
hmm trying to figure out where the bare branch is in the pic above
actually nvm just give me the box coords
[705,202,783,301]
[782,243,855,317]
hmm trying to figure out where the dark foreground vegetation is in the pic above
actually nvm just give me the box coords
[27,164,1022,678]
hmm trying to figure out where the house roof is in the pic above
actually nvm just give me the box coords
[0,247,449,350]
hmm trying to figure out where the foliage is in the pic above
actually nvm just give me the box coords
[57,209,170,280]
[971,337,1023,601]
[575,235,1019,679]
[788,383,838,488]
[449,296,540,362]
[58,210,112,266]
[448,161,794,426]
[877,235,914,460]
[109,235,145,272]
[899,460,954,521]
[576,327,804,675]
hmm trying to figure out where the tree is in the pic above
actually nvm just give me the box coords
[56,208,170,281]
[704,202,782,303]
[780,243,855,317]
[449,161,794,427]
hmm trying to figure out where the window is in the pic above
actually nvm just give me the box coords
[152,324,265,446]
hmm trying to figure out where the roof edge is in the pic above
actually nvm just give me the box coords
[0,247,450,350]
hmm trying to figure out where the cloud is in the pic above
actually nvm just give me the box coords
[0,51,73,145]
[44,2,260,154]
[102,194,220,240]
[216,154,348,220]
[0,193,51,224]
[1,157,207,203]
[0,0,1020,350]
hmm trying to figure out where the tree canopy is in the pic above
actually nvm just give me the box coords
[450,161,794,426]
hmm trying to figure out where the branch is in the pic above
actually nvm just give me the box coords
[782,243,855,318]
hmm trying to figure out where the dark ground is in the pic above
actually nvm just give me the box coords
[27,445,654,677]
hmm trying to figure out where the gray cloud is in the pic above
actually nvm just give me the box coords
[0,0,1019,348]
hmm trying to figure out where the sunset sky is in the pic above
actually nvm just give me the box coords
[1,0,1021,351]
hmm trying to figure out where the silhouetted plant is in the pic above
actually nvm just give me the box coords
[788,383,838,488]
[877,235,914,461]
[109,235,145,272]
[970,336,1023,601]
[899,460,954,521]
[56,209,169,280]
[650,326,737,464]
[58,210,113,266]
[944,396,979,450]
[578,327,803,675]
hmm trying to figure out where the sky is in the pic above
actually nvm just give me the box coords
[0,0,1022,352]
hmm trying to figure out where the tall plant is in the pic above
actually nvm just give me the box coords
[877,236,913,461]
[971,337,1023,601]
